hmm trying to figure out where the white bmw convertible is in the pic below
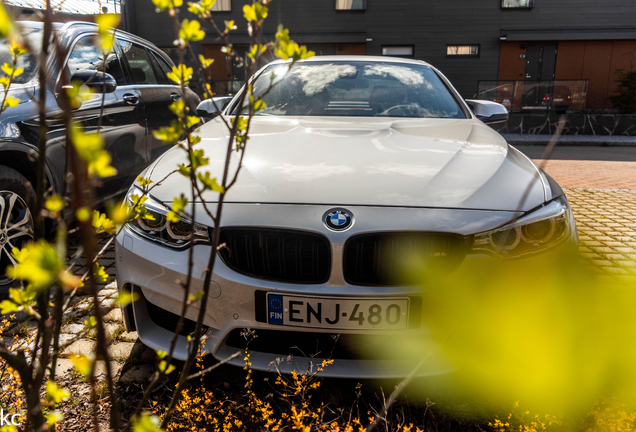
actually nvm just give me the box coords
[115,56,577,378]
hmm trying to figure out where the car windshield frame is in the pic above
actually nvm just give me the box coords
[230,60,469,119]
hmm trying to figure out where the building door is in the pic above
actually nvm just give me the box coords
[523,42,558,107]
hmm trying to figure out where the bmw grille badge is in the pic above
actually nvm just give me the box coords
[323,208,354,231]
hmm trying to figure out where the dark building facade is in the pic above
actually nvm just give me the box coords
[123,0,636,109]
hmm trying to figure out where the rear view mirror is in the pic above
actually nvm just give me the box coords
[465,99,509,124]
[197,96,234,119]
[70,70,117,93]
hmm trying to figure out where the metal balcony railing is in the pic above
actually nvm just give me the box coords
[475,80,588,111]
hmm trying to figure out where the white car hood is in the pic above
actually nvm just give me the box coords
[148,116,546,212]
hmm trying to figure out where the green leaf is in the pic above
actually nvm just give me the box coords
[190,149,209,169]
[92,210,116,234]
[6,240,62,293]
[46,411,64,426]
[133,413,165,432]
[137,176,154,188]
[187,0,215,17]
[8,41,27,57]
[152,121,183,145]
[167,64,193,86]
[0,299,22,314]
[186,116,200,128]
[243,2,268,21]
[84,316,97,329]
[224,20,237,32]
[158,360,176,375]
[77,207,91,222]
[95,13,118,52]
[93,262,108,283]
[0,4,15,38]
[188,291,205,302]
[198,54,214,69]
[179,19,205,43]
[197,172,225,193]
[172,194,188,213]
[166,211,180,223]
[45,195,64,213]
[152,0,182,12]
[177,163,191,178]
[168,100,185,117]
[3,96,19,108]
[46,381,69,403]
[70,354,94,378]
[70,126,117,178]
[115,290,139,307]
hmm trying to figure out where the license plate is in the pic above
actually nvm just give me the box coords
[267,294,409,330]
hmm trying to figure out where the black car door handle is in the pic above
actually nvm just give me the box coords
[171,93,182,101]
[123,94,139,105]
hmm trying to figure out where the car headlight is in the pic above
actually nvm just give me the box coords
[472,196,572,258]
[125,187,210,248]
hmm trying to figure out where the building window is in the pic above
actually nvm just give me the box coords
[501,0,534,8]
[446,45,480,57]
[212,0,231,11]
[382,46,414,58]
[336,0,366,10]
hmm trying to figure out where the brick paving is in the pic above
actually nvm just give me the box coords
[565,189,636,278]
[536,160,636,190]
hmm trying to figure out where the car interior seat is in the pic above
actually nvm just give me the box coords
[369,85,408,115]
[131,67,147,84]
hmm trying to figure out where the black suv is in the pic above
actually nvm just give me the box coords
[0,21,199,288]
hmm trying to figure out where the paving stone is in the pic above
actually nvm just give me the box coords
[606,254,627,260]
[105,323,124,339]
[61,339,96,357]
[120,331,139,342]
[64,323,86,334]
[101,298,115,309]
[100,289,118,298]
[104,308,123,323]
[58,333,76,347]
[94,360,124,381]
[591,247,615,253]
[108,342,135,359]
[55,358,76,377]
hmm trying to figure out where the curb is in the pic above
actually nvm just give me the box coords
[502,134,636,147]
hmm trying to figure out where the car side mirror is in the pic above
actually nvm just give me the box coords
[465,99,509,124]
[197,96,233,119]
[69,70,117,93]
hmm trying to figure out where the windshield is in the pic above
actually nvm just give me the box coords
[233,61,466,118]
[0,28,43,85]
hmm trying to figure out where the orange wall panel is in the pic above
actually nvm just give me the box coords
[203,44,233,81]
[498,42,526,80]
[581,41,613,108]
[607,40,636,100]
[336,43,366,55]
[555,40,585,80]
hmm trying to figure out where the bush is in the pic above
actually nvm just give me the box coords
[610,68,636,113]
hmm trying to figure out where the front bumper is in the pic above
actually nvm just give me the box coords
[115,202,576,378]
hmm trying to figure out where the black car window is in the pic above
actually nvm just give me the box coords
[66,36,126,85]
[119,41,158,85]
[149,51,173,85]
